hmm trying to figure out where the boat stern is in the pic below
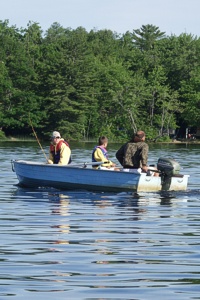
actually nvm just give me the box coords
[137,174,189,192]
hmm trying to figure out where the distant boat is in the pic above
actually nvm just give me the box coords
[12,158,189,192]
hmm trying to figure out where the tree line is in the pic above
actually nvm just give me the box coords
[0,20,200,141]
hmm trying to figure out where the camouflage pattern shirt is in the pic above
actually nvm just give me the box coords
[116,141,149,168]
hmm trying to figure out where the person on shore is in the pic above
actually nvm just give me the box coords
[116,130,158,176]
[92,136,118,170]
[48,131,71,165]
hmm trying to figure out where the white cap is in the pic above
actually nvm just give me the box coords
[51,131,61,138]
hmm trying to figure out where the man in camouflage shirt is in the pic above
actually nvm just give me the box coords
[116,130,149,172]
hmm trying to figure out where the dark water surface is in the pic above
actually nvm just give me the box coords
[0,142,200,300]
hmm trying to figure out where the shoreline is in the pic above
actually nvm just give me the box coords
[1,138,200,144]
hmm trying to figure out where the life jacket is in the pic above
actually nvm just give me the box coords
[92,146,108,162]
[50,140,72,164]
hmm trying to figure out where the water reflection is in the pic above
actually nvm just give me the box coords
[13,186,187,207]
[1,143,200,299]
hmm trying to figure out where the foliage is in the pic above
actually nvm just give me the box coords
[0,130,7,139]
[0,20,200,140]
[132,24,166,51]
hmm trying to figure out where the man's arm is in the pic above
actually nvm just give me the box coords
[141,143,149,169]
[58,144,71,165]
[48,148,54,164]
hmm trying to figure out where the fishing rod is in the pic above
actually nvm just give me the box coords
[29,113,48,161]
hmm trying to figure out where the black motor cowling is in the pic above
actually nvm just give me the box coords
[157,157,180,176]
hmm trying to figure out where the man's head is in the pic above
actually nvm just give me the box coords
[134,130,145,142]
[51,131,61,145]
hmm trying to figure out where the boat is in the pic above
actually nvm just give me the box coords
[11,158,189,192]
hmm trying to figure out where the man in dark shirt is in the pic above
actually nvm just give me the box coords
[116,130,158,175]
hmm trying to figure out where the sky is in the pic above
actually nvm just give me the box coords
[0,0,200,37]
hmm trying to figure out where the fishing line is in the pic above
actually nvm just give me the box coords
[29,113,48,161]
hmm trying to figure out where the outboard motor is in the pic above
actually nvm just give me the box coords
[157,157,181,190]
[157,157,180,176]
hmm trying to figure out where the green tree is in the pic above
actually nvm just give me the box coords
[160,33,200,89]
[40,26,98,139]
[180,67,200,127]
[132,24,165,51]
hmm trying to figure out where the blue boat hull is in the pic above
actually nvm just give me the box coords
[12,160,189,192]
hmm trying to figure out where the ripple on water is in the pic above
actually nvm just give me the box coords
[0,143,200,299]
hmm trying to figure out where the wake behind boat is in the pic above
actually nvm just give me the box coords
[12,158,189,192]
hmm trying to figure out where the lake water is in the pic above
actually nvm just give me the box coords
[0,142,200,300]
